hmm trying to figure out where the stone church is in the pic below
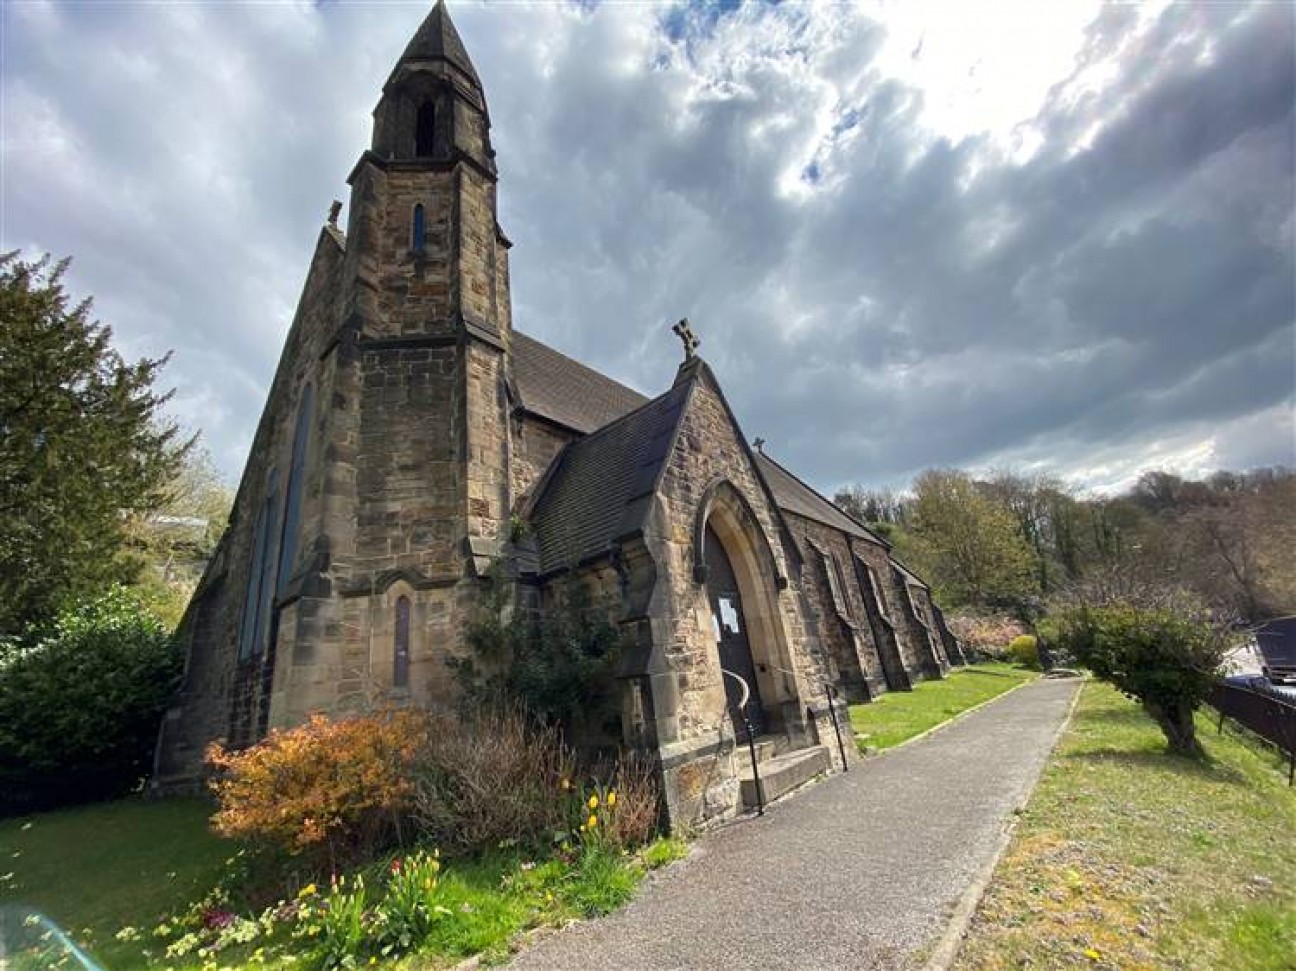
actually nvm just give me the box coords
[156,1,964,827]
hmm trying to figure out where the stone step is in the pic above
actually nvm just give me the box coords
[739,734,790,765]
[738,745,831,808]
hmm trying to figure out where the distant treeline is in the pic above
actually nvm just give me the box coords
[834,467,1295,623]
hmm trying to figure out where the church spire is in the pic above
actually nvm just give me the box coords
[391,0,481,88]
[367,0,495,171]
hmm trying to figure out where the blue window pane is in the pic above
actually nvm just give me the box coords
[394,596,411,688]
[251,471,280,656]
[237,468,279,660]
[412,204,425,255]
[277,385,313,594]
[238,506,269,660]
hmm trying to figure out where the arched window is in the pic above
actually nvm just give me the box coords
[276,385,313,594]
[412,204,426,256]
[394,596,411,689]
[415,100,436,157]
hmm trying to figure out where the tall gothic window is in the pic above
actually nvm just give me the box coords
[238,471,280,659]
[412,204,426,256]
[415,100,436,157]
[276,385,313,594]
[812,542,853,623]
[251,472,280,656]
[394,596,411,689]
[859,558,890,621]
[238,506,269,660]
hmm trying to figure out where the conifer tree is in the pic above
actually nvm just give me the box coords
[0,252,188,634]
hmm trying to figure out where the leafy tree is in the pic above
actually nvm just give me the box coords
[0,252,189,635]
[833,485,907,526]
[900,469,1035,612]
[123,446,234,627]
[0,586,181,813]
[1042,585,1236,757]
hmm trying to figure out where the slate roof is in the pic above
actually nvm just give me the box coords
[512,330,648,434]
[753,452,887,547]
[395,0,482,87]
[529,378,693,574]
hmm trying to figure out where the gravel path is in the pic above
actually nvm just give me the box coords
[505,676,1081,971]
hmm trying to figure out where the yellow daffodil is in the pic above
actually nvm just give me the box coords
[299,884,317,897]
[607,791,617,808]
[587,794,599,810]
[587,813,598,829]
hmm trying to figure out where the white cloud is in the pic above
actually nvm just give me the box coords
[2,0,1291,499]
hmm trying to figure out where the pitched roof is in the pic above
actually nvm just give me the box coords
[529,378,693,573]
[512,330,648,434]
[394,1,481,87]
[754,452,887,547]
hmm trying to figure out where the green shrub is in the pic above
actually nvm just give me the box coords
[1008,634,1039,669]
[0,586,179,813]
[1041,600,1234,757]
[452,567,627,733]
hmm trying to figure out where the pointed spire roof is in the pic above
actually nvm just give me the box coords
[394,1,481,87]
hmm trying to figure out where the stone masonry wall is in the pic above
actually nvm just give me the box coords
[780,512,886,702]
[511,415,575,509]
[643,369,845,828]
[844,539,913,692]
[156,230,347,780]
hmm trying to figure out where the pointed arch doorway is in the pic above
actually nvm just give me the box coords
[705,524,769,738]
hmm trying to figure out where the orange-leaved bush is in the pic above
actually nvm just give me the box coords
[207,710,428,870]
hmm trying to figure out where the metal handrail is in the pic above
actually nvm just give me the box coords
[765,662,850,773]
[721,668,765,815]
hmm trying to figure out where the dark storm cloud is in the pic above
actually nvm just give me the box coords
[3,0,1291,494]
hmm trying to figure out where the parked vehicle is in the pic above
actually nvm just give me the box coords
[1257,616,1296,685]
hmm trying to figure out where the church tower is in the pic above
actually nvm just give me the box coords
[155,2,518,771]
[290,0,516,722]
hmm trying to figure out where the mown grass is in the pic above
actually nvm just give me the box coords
[0,797,690,970]
[849,662,1038,752]
[954,682,1296,971]
[0,797,229,968]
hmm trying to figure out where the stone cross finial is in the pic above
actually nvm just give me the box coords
[672,317,700,361]
[328,200,342,227]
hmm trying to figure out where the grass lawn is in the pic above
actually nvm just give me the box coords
[849,662,1038,752]
[0,797,230,968]
[0,795,688,970]
[954,682,1296,971]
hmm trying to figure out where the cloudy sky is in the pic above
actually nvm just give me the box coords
[4,0,1293,496]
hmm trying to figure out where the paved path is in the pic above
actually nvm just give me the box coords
[506,676,1081,971]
